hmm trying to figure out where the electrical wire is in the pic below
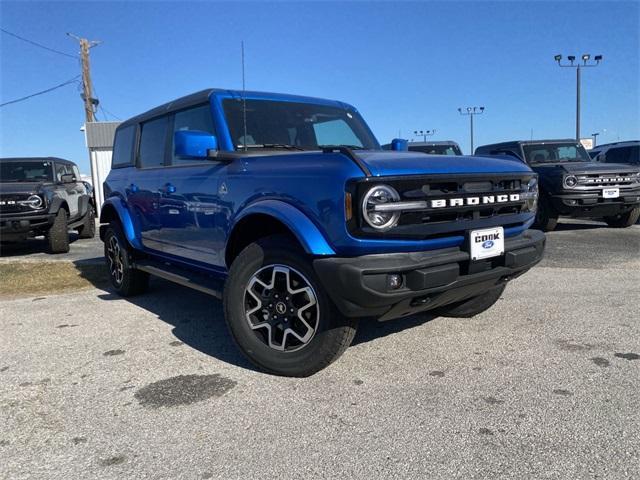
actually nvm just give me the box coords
[1,28,78,59]
[0,75,81,107]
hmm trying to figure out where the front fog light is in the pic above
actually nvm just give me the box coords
[388,274,403,290]
[362,184,401,230]
[563,175,578,188]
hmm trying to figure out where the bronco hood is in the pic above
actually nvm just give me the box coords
[530,161,640,175]
[0,182,46,195]
[355,150,532,177]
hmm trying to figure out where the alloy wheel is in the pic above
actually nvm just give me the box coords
[244,264,319,352]
[106,235,124,286]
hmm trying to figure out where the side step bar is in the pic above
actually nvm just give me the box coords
[134,260,224,299]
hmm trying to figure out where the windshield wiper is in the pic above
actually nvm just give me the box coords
[318,144,365,150]
[240,143,305,151]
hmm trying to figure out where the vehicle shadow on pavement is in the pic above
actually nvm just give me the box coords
[0,233,81,257]
[96,281,259,372]
[552,221,607,231]
[352,313,438,346]
[73,259,438,371]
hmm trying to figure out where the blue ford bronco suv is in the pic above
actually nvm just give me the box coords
[100,89,544,376]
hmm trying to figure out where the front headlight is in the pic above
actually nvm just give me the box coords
[563,175,578,189]
[19,194,44,209]
[362,184,401,230]
[522,177,538,212]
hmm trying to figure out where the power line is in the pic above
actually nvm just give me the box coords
[99,105,122,121]
[1,28,78,59]
[0,75,81,108]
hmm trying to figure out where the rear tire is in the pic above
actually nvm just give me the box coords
[604,207,640,228]
[103,221,149,296]
[224,235,357,377]
[436,284,506,318]
[47,209,70,254]
[78,204,96,238]
[534,197,558,232]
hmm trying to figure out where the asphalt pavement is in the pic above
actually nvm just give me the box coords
[1,219,639,479]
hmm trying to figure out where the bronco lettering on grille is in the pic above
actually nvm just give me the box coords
[430,194,520,209]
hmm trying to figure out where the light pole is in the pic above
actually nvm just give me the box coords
[414,129,436,142]
[554,54,603,141]
[592,132,600,147]
[458,107,484,154]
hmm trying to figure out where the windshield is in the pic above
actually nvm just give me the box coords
[223,99,379,151]
[523,143,591,163]
[0,160,54,182]
[409,145,462,156]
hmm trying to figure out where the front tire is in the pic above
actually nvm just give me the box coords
[604,207,640,228]
[224,235,357,377]
[534,197,558,232]
[47,209,70,254]
[436,284,506,318]
[103,222,149,296]
[78,204,96,238]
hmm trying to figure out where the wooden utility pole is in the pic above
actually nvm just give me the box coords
[67,33,100,123]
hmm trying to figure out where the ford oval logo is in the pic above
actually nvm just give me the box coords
[482,240,494,249]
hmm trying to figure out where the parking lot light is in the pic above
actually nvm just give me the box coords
[458,106,485,154]
[554,53,604,140]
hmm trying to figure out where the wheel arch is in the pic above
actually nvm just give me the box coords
[98,198,142,249]
[225,200,335,268]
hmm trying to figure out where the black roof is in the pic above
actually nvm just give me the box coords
[590,140,639,148]
[477,139,578,149]
[119,89,215,129]
[0,157,75,165]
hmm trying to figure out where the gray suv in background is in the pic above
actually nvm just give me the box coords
[382,140,463,155]
[0,157,96,253]
[589,141,639,166]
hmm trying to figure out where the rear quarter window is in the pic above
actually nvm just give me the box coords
[112,125,136,168]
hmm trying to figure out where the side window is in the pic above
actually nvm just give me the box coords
[605,146,635,164]
[138,117,169,168]
[171,105,216,165]
[112,125,136,168]
[313,119,363,148]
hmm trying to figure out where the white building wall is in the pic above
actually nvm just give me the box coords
[89,148,112,215]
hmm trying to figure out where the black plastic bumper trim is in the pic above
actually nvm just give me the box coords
[313,229,545,320]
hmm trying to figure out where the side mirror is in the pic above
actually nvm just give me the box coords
[174,130,218,159]
[60,173,76,183]
[390,138,408,151]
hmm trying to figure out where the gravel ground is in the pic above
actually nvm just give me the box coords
[1,220,639,480]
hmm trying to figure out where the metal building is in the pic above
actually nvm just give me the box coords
[84,121,119,215]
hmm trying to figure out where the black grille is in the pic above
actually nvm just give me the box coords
[0,194,31,214]
[350,173,535,240]
[576,172,638,188]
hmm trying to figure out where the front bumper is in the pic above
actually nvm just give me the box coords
[313,229,545,321]
[0,212,54,240]
[549,188,640,217]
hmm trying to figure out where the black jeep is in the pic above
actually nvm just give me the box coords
[0,157,96,253]
[475,140,640,231]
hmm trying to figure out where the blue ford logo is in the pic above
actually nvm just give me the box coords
[482,240,494,249]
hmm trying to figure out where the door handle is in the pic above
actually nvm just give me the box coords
[159,183,176,194]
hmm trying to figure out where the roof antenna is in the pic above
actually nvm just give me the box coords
[241,41,247,152]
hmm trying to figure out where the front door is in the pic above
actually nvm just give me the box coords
[154,104,227,267]
[55,162,79,218]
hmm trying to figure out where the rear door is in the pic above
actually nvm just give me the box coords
[131,116,170,251]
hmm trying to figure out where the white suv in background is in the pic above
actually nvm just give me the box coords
[589,140,640,166]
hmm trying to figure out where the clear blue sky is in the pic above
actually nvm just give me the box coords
[1,1,638,174]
